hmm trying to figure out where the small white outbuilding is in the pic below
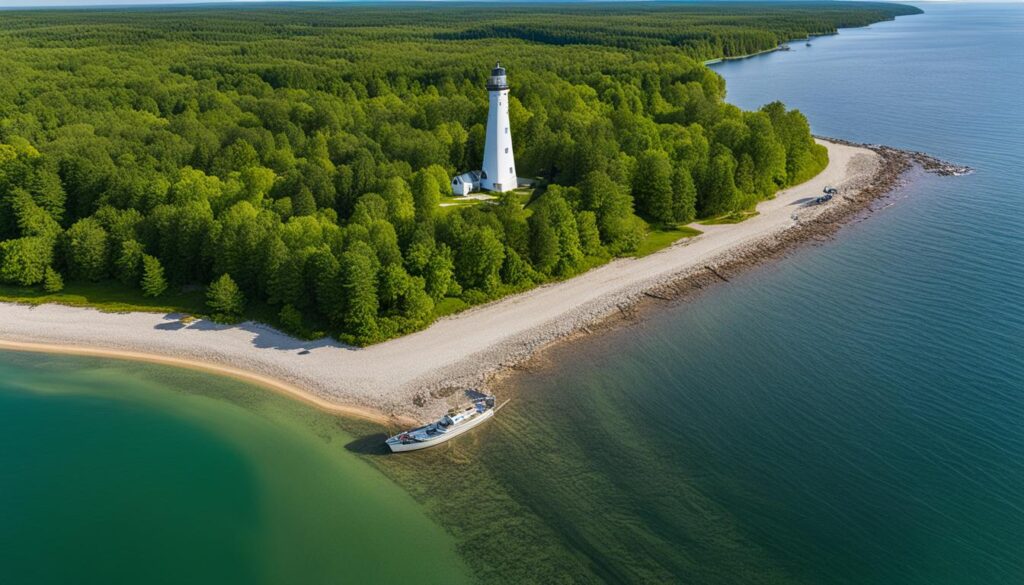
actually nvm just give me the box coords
[451,171,481,196]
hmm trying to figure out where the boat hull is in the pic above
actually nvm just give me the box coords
[387,408,494,453]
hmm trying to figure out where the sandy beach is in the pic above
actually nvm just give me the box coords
[0,139,885,421]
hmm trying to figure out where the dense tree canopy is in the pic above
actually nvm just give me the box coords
[0,2,918,344]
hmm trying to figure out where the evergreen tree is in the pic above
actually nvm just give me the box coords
[378,263,411,312]
[278,304,304,336]
[701,151,739,217]
[411,169,441,222]
[308,248,345,325]
[632,150,674,225]
[398,276,434,330]
[140,254,168,297]
[265,238,304,307]
[292,186,317,217]
[494,192,530,257]
[576,211,603,256]
[214,202,276,294]
[43,266,64,293]
[580,171,640,253]
[456,227,504,293]
[671,166,697,223]
[501,246,532,286]
[744,111,787,195]
[207,273,246,323]
[528,209,559,276]
[9,188,61,242]
[367,220,402,267]
[338,250,380,344]
[63,217,109,281]
[424,244,456,301]
[381,177,416,241]
[404,228,435,276]
[271,254,306,308]
[528,190,584,276]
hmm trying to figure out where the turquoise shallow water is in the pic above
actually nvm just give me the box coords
[1,4,1021,583]
[0,351,470,585]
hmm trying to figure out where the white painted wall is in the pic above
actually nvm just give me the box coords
[451,174,474,196]
[481,75,517,192]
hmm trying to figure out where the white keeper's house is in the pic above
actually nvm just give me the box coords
[451,62,517,195]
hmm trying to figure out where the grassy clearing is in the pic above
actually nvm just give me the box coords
[698,211,760,225]
[0,281,206,315]
[439,195,480,206]
[438,194,499,216]
[511,187,536,206]
[0,281,332,340]
[631,225,703,257]
[432,296,471,319]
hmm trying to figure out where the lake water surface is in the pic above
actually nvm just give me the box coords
[2,4,1021,584]
[377,3,1023,583]
[0,351,469,584]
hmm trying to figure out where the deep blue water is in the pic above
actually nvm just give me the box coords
[693,6,1024,580]
[469,3,1023,583]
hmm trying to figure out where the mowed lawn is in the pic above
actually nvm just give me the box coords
[632,225,703,257]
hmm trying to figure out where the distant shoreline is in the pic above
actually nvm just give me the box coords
[0,140,964,424]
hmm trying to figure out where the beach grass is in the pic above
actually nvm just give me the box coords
[698,211,760,225]
[632,225,703,257]
[0,282,331,340]
[0,282,207,315]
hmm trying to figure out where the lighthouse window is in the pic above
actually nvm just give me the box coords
[504,127,508,134]
[504,147,509,154]
[509,167,514,174]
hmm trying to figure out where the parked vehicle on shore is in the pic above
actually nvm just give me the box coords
[815,185,838,204]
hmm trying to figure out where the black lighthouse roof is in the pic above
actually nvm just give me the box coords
[487,62,509,91]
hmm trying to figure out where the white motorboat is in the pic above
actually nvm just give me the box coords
[386,394,496,453]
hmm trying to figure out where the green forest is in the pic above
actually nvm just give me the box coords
[0,2,920,344]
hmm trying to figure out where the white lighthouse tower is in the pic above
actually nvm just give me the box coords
[480,62,517,193]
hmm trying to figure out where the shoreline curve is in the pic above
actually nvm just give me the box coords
[0,339,412,427]
[0,139,965,422]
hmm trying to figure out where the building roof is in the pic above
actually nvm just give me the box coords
[453,171,481,184]
[487,62,509,91]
